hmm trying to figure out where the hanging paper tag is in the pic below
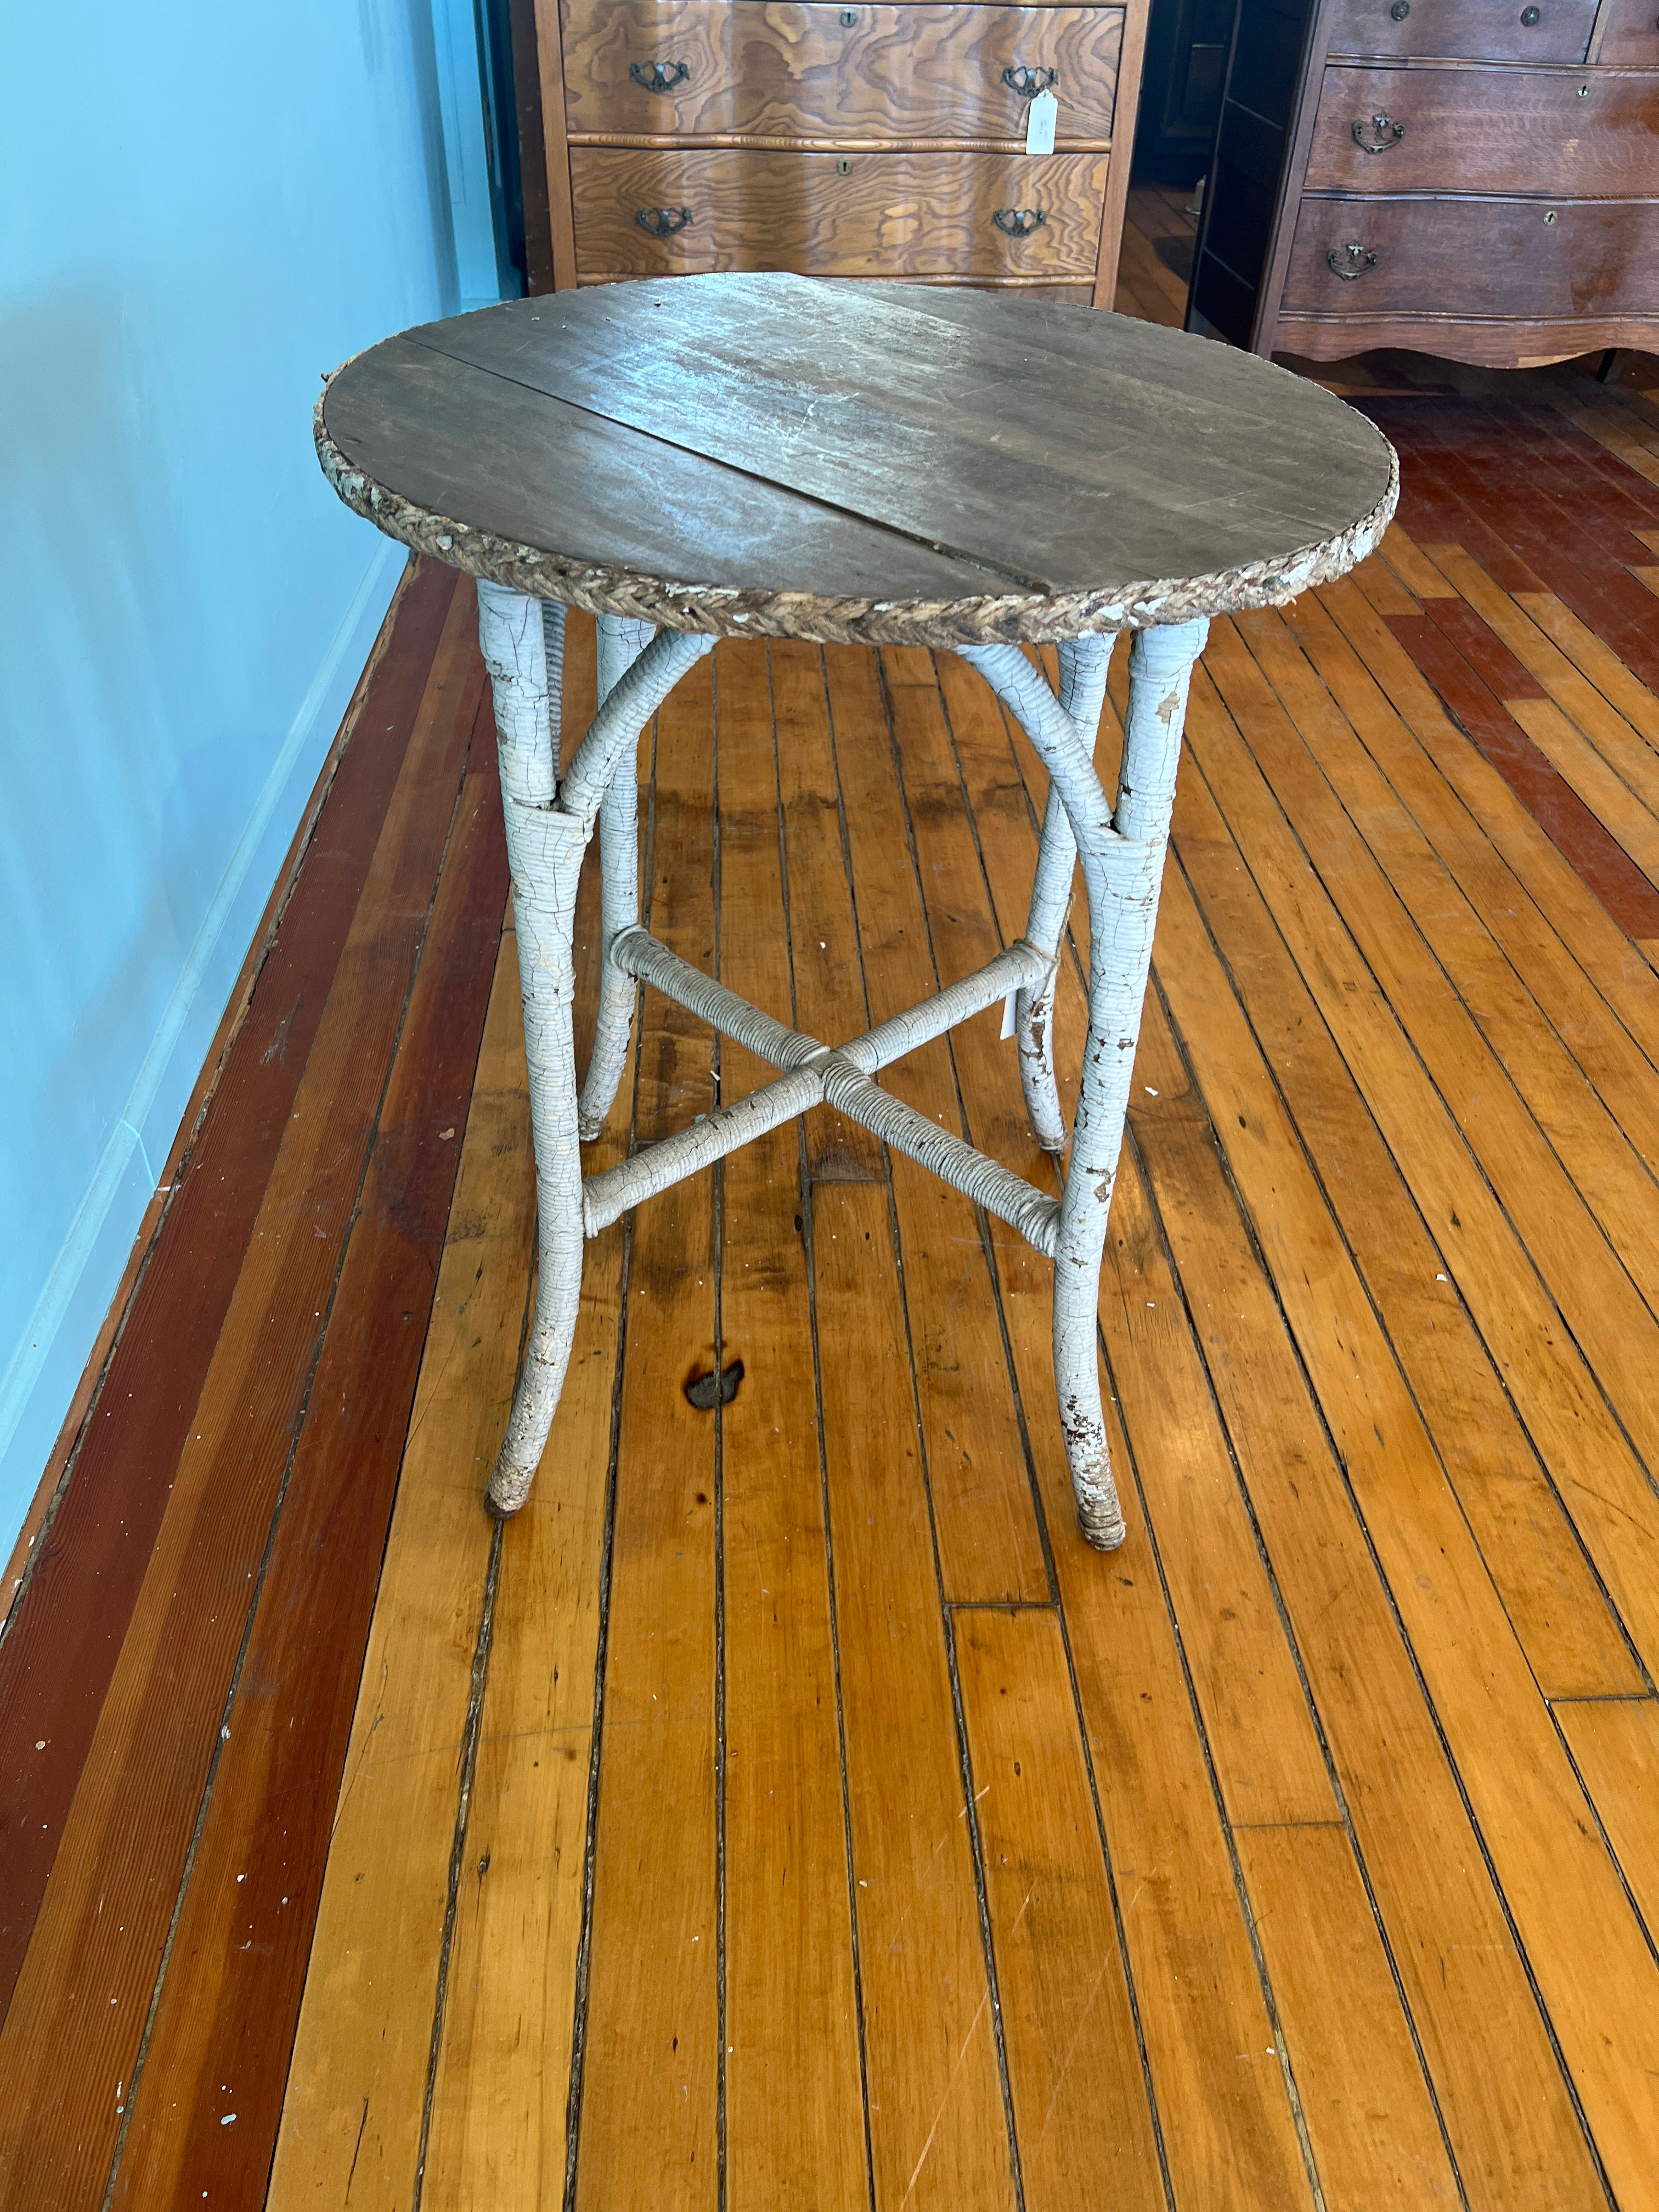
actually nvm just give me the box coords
[1025,87,1058,157]
[1001,990,1019,1041]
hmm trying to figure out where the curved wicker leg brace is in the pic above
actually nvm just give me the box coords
[477,582,712,1513]
[578,615,657,1139]
[1015,637,1117,1151]
[959,619,1209,1549]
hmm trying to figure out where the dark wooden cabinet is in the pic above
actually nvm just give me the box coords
[523,0,1152,308]
[1134,0,1237,180]
[1187,0,1659,365]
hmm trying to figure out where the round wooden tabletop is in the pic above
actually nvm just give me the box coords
[317,274,1398,647]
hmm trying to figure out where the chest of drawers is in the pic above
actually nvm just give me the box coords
[524,0,1150,306]
[1187,0,1659,365]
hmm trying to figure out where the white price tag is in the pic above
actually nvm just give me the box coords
[1025,86,1058,157]
[1001,990,1019,1041]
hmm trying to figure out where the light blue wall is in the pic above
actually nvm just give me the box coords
[0,3,497,1554]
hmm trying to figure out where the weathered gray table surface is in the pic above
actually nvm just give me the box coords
[318,272,1396,1549]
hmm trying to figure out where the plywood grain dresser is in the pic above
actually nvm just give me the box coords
[1187,0,1659,365]
[526,0,1152,306]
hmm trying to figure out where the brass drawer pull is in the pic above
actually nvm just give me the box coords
[993,206,1048,236]
[1328,241,1378,279]
[630,59,690,93]
[1003,65,1059,98]
[1352,110,1405,153]
[635,205,694,236]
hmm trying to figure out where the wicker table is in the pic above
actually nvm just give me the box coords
[317,274,1396,1549]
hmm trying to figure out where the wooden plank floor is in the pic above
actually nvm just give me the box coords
[5,222,1659,2207]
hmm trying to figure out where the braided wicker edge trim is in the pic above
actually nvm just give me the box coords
[315,388,1399,646]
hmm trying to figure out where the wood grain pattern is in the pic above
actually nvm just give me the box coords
[562,0,1124,144]
[265,612,599,2212]
[713,639,868,2212]
[1335,545,1659,1051]
[826,648,1051,1601]
[1183,627,1659,1668]
[1554,1696,1659,1945]
[930,650,1318,2206]
[1236,603,1659,1311]
[0,588,484,2212]
[1168,657,1659,2208]
[1233,1825,1460,2207]
[1597,0,1659,64]
[413,612,611,2211]
[993,1266,1317,2211]
[809,1176,1017,2212]
[1121,976,1611,2211]
[0,550,424,1629]
[320,284,1397,644]
[532,0,580,286]
[420,1105,625,2199]
[393,279,1395,622]
[1325,0,1599,62]
[323,330,1003,617]
[1510,691,1659,890]
[108,725,507,2211]
[571,653,721,2212]
[1282,192,1659,323]
[1306,61,1659,197]
[1090,0,1148,302]
[955,1609,1166,2212]
[767,638,887,1179]
[1165,637,1659,1698]
[1516,589,1659,743]
[933,654,1363,1824]
[1278,307,1659,368]
[972,634,1609,2204]
[570,145,1109,275]
[264,928,531,2211]
[0,560,454,2021]
[1152,746,1645,1707]
[1383,606,1659,936]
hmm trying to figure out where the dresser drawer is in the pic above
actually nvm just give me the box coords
[1280,191,1659,317]
[562,1,1124,144]
[1596,0,1659,64]
[1325,0,1598,62]
[1305,62,1659,194]
[569,146,1108,276]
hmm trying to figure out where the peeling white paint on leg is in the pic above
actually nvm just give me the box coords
[956,618,1209,1549]
[476,583,713,1514]
[578,614,656,1140]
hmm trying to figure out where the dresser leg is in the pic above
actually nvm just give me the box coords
[958,618,1208,1549]
[578,615,657,1140]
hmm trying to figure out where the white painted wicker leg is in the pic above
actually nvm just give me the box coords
[491,805,588,1517]
[958,618,1209,1549]
[578,615,656,1140]
[1015,636,1116,1152]
[477,582,713,1514]
[477,581,585,1515]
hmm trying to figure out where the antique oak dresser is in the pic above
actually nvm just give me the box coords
[1186,0,1659,365]
[522,0,1153,306]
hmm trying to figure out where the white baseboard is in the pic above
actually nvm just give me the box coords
[0,538,405,1560]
